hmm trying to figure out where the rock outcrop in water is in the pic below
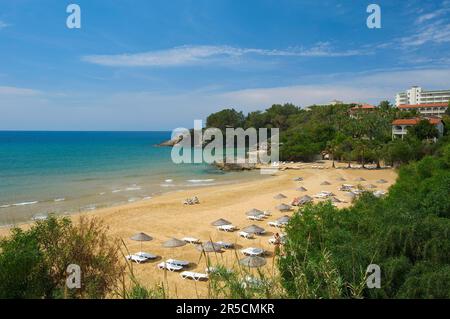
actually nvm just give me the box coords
[157,134,185,147]
[213,161,256,171]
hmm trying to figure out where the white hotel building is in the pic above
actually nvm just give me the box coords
[395,86,449,117]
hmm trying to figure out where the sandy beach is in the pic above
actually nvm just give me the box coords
[0,161,397,298]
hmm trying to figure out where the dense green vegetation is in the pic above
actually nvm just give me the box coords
[206,102,437,166]
[0,217,125,298]
[279,138,450,298]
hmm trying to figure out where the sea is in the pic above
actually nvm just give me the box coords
[0,131,263,226]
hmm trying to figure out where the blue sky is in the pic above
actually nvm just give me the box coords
[1,0,450,130]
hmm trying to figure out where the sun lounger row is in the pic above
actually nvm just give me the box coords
[268,221,286,228]
[126,252,158,263]
[217,224,237,232]
[157,259,190,272]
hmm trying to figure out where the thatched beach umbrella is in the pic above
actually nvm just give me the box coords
[276,203,292,212]
[246,208,264,217]
[211,218,232,227]
[377,179,388,184]
[299,195,313,205]
[277,215,291,224]
[239,256,267,268]
[131,232,153,252]
[296,186,308,192]
[355,177,366,182]
[321,181,331,185]
[196,241,223,253]
[273,193,287,200]
[336,177,346,181]
[243,225,265,235]
[330,197,342,203]
[162,238,186,248]
[293,177,303,181]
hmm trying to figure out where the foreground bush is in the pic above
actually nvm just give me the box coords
[279,141,450,298]
[0,216,125,299]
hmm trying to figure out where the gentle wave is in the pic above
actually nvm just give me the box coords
[54,198,65,202]
[125,187,142,191]
[0,204,11,209]
[185,183,217,187]
[187,179,215,183]
[12,201,39,207]
[165,179,173,183]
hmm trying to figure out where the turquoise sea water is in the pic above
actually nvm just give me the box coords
[0,131,262,225]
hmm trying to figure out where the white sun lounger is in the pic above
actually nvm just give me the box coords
[180,271,209,281]
[126,255,149,264]
[268,221,284,228]
[241,247,265,256]
[166,259,190,267]
[135,252,158,259]
[239,231,254,239]
[157,262,183,272]
[247,215,264,221]
[182,237,200,244]
[217,225,237,232]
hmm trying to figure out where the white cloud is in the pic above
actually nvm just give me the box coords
[0,86,42,96]
[0,20,10,29]
[3,67,450,130]
[82,43,369,67]
[416,8,449,24]
[402,3,450,47]
[218,68,450,109]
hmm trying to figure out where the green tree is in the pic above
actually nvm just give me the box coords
[408,120,439,141]
[206,109,245,131]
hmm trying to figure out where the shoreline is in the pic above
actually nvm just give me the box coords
[0,161,398,298]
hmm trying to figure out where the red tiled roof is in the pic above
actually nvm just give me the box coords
[351,104,376,110]
[392,118,442,126]
[398,103,448,109]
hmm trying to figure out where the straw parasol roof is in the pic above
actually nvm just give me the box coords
[355,177,366,182]
[130,232,153,252]
[299,195,313,205]
[277,215,291,223]
[321,181,331,185]
[296,186,308,192]
[131,232,153,242]
[330,197,342,203]
[246,208,264,216]
[273,193,287,199]
[211,218,232,226]
[293,177,303,181]
[377,179,388,184]
[276,203,292,212]
[239,256,267,268]
[242,224,265,234]
[162,238,186,248]
[196,241,223,253]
